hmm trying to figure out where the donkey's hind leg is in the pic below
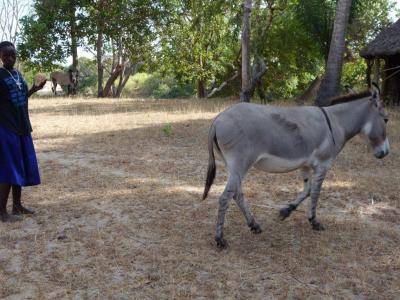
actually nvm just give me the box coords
[233,183,261,234]
[280,167,311,220]
[215,173,241,248]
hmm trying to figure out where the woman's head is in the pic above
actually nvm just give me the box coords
[0,41,16,70]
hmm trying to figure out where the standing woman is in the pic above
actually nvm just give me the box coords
[0,41,46,222]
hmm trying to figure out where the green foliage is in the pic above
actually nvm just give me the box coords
[153,81,194,99]
[292,0,393,95]
[123,73,152,97]
[122,73,194,99]
[342,59,368,90]
[76,57,98,95]
[295,0,337,61]
[18,0,84,70]
[161,124,173,137]
[15,0,396,99]
[82,0,159,60]
[157,0,241,95]
[349,0,394,49]
[295,0,393,60]
[262,2,325,98]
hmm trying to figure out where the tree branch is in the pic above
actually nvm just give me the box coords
[102,64,123,97]
[206,71,239,98]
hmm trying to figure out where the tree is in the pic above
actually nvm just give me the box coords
[240,0,289,102]
[315,0,352,106]
[241,0,252,102]
[75,57,97,94]
[15,0,395,100]
[82,0,106,96]
[157,0,241,98]
[83,0,161,97]
[0,0,30,44]
[18,0,83,75]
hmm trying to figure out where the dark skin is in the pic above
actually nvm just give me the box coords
[0,45,46,222]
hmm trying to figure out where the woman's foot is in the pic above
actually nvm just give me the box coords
[0,212,21,222]
[12,205,35,215]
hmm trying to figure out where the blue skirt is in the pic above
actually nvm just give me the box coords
[0,125,40,186]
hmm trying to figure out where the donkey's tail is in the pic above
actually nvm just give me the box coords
[202,125,218,200]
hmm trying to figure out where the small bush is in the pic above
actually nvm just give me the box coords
[122,73,194,99]
[153,83,171,98]
[161,124,173,137]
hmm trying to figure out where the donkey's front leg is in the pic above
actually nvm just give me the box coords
[308,166,329,231]
[280,167,311,220]
[215,174,239,249]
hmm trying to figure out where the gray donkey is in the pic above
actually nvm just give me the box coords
[203,84,389,248]
[50,69,78,95]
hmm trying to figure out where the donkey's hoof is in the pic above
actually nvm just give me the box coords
[250,223,262,234]
[215,237,228,249]
[279,207,292,220]
[311,222,325,231]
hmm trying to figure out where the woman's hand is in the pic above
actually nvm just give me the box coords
[34,79,47,91]
[32,74,47,91]
[28,79,47,97]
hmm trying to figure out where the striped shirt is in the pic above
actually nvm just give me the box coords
[0,68,31,135]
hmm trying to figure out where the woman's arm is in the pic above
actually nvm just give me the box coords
[28,80,47,98]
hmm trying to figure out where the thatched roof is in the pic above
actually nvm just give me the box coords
[360,19,400,58]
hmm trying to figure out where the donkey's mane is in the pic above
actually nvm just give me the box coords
[327,90,371,106]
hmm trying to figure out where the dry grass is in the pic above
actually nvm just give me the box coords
[1,96,400,299]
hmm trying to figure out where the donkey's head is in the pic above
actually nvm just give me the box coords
[361,83,389,159]
[68,68,78,84]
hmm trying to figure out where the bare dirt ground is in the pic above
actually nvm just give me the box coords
[0,97,399,299]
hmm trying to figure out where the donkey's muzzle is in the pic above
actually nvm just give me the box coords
[374,138,390,159]
[374,150,386,159]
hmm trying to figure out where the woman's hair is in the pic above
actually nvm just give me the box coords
[0,41,15,54]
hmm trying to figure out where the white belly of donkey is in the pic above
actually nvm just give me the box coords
[254,153,306,173]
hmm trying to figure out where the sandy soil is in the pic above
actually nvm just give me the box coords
[0,97,399,299]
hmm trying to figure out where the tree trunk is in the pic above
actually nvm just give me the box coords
[296,76,322,104]
[373,58,381,84]
[111,39,118,96]
[248,56,266,99]
[96,1,105,97]
[315,0,352,107]
[115,62,144,97]
[196,51,206,98]
[96,30,104,97]
[256,81,266,103]
[240,0,252,102]
[366,59,372,87]
[197,80,206,98]
[69,4,78,95]
[103,65,123,97]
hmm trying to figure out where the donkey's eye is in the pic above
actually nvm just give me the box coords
[384,118,388,124]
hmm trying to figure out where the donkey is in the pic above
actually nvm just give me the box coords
[50,69,78,95]
[202,84,389,248]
